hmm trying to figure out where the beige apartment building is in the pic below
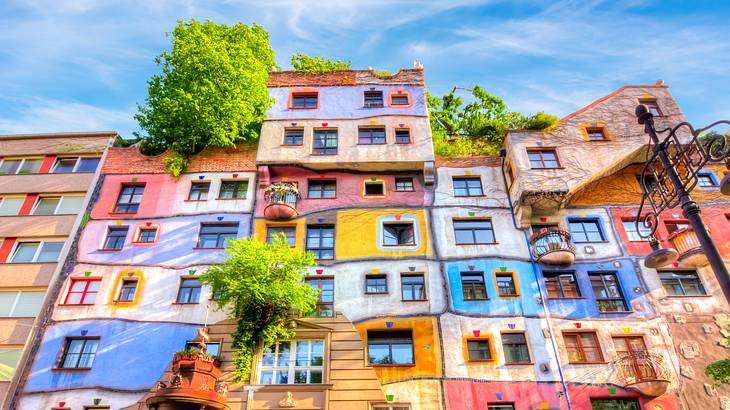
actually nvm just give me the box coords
[0,132,113,406]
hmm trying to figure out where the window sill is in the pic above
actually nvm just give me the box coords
[363,195,387,199]
[456,242,498,246]
[394,141,412,145]
[453,195,486,198]
[112,300,135,304]
[280,144,304,147]
[306,196,337,200]
[107,212,138,216]
[467,359,496,363]
[597,310,634,314]
[365,292,389,295]
[215,198,247,201]
[59,303,95,307]
[547,297,586,300]
[665,295,712,298]
[529,167,565,170]
[192,247,225,250]
[131,242,156,246]
[504,361,534,366]
[97,248,122,252]
[394,189,415,192]
[573,240,610,244]
[369,363,416,368]
[253,383,334,391]
[567,361,608,365]
[288,107,319,110]
[310,153,338,156]
[401,299,428,303]
[52,367,92,372]
[498,294,521,298]
[464,298,490,301]
[184,199,208,203]
[382,244,417,247]
[172,302,200,305]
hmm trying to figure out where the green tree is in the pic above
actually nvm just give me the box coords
[706,357,730,387]
[200,235,318,382]
[428,86,558,157]
[291,53,351,74]
[135,19,276,175]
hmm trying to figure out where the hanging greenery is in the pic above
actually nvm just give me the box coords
[200,235,317,382]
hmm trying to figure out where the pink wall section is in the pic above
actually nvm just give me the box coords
[91,174,178,219]
[255,166,428,217]
[443,380,679,410]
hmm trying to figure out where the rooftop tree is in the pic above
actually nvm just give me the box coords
[135,19,276,175]
[428,85,558,157]
[290,53,351,74]
[200,235,318,382]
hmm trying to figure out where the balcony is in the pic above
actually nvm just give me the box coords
[615,351,671,397]
[530,227,576,265]
[667,227,709,267]
[263,182,300,220]
[147,331,228,410]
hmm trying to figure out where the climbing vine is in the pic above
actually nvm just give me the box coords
[200,235,317,382]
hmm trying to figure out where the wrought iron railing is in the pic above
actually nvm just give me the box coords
[266,190,298,208]
[615,351,670,385]
[530,227,576,262]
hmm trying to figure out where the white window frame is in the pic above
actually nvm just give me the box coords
[0,196,25,216]
[0,157,43,175]
[372,404,411,410]
[377,215,421,251]
[9,240,64,263]
[30,195,85,215]
[51,156,100,173]
[0,290,44,317]
[259,339,325,385]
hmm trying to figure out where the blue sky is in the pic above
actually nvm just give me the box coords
[1,0,729,138]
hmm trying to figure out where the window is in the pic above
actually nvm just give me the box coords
[568,218,605,242]
[395,129,411,144]
[364,91,384,107]
[0,197,24,216]
[10,241,63,262]
[366,275,387,294]
[197,223,238,248]
[291,93,318,109]
[502,333,530,363]
[52,157,100,173]
[176,278,202,303]
[527,149,560,169]
[401,274,426,301]
[467,339,492,361]
[453,219,495,244]
[659,270,707,296]
[313,129,337,154]
[0,348,22,381]
[283,128,304,145]
[564,332,603,363]
[590,272,628,312]
[622,220,651,241]
[0,158,42,174]
[612,336,655,381]
[116,278,138,302]
[136,227,158,243]
[640,99,661,116]
[697,172,718,188]
[395,177,414,191]
[368,330,414,365]
[453,177,483,197]
[365,181,385,197]
[544,272,581,298]
[186,341,221,356]
[586,127,606,141]
[358,127,386,144]
[260,340,324,384]
[219,180,248,199]
[188,182,210,200]
[0,291,44,317]
[590,398,640,410]
[64,278,101,305]
[305,277,334,317]
[308,180,336,198]
[664,221,690,234]
[31,197,61,215]
[59,337,99,369]
[103,226,128,250]
[390,93,409,106]
[383,223,415,246]
[306,225,335,259]
[496,273,517,296]
[266,226,296,246]
[114,185,144,213]
[461,272,487,300]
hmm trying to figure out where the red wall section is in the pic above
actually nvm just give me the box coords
[0,238,17,263]
[255,166,426,217]
[18,194,38,216]
[38,155,56,173]
[612,206,730,258]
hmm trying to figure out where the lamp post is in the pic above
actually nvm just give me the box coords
[634,104,730,303]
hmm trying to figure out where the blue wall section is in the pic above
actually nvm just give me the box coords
[541,259,653,319]
[26,320,198,392]
[267,85,427,119]
[447,260,543,316]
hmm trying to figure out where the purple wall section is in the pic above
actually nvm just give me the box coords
[267,85,427,119]
[77,214,249,267]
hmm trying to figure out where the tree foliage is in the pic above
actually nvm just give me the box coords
[200,235,317,382]
[135,19,276,175]
[706,357,730,387]
[428,86,558,157]
[291,53,352,74]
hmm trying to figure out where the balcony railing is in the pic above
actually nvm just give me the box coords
[615,351,670,397]
[530,227,576,265]
[263,182,299,220]
[667,227,709,267]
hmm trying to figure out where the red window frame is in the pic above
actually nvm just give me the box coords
[64,278,101,305]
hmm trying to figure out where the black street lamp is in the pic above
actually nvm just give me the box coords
[634,104,730,303]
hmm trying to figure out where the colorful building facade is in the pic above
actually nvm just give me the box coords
[8,71,730,410]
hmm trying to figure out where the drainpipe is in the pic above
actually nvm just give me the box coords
[499,148,573,410]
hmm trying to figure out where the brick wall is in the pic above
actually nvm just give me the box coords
[101,145,258,174]
[268,68,424,87]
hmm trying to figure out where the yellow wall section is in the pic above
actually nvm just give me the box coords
[355,316,441,384]
[107,269,145,307]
